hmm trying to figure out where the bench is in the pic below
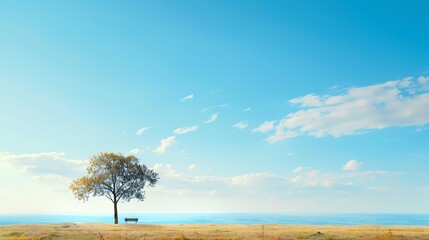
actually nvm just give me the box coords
[124,218,138,224]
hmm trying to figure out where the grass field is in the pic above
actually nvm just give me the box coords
[1,223,429,240]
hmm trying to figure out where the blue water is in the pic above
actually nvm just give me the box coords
[1,214,429,226]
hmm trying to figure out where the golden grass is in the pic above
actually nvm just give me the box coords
[0,223,428,240]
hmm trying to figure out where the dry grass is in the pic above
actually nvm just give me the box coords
[0,223,428,240]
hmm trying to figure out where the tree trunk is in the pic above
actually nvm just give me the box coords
[113,201,118,224]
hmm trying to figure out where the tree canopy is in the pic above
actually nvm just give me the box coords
[70,152,159,224]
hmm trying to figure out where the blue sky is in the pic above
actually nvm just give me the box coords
[1,0,429,214]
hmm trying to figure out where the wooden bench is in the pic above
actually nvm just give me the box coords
[124,218,138,224]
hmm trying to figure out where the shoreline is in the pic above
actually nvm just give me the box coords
[1,223,429,239]
[2,222,429,227]
[1,213,428,226]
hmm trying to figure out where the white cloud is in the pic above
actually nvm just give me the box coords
[253,120,276,133]
[153,163,287,195]
[343,159,363,171]
[290,175,302,184]
[344,181,353,186]
[290,168,335,188]
[230,173,285,186]
[204,113,218,124]
[188,164,197,170]
[242,107,251,112]
[154,163,182,178]
[322,181,334,187]
[266,130,299,144]
[0,152,85,178]
[289,94,323,107]
[129,148,141,154]
[293,166,304,173]
[289,167,390,188]
[265,76,429,143]
[136,127,150,136]
[369,186,388,192]
[173,126,198,135]
[0,153,405,214]
[153,136,176,154]
[151,163,396,201]
[233,121,248,129]
[201,103,229,113]
[180,94,194,102]
[418,76,429,85]
[200,107,211,113]
[31,174,68,181]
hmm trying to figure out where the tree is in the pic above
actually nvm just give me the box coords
[70,152,159,224]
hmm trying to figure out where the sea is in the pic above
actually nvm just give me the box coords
[1,213,429,226]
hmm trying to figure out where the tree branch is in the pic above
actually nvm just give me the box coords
[100,182,114,193]
[117,178,138,201]
[115,178,133,195]
[105,191,114,203]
